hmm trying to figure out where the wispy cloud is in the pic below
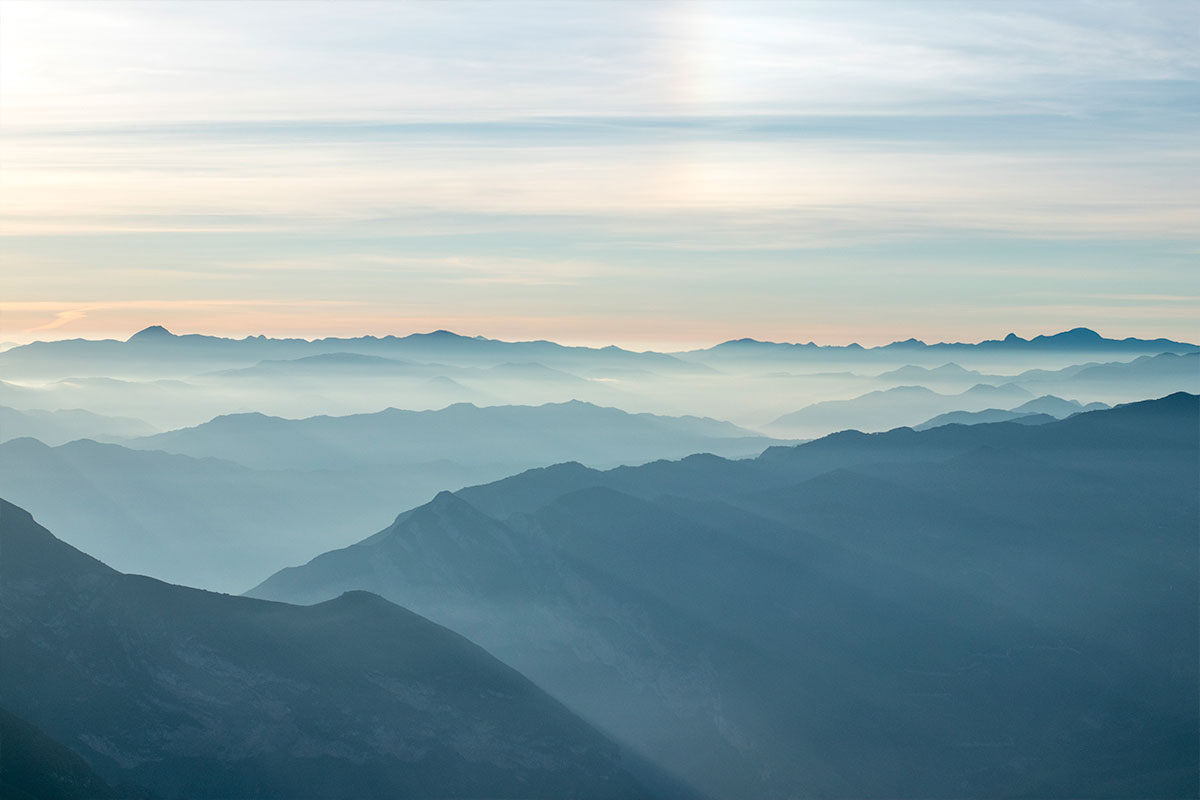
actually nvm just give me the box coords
[1,0,1196,345]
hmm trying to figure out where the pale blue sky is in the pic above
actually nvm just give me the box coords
[1,0,1197,347]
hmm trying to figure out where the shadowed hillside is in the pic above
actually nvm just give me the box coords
[253,394,1200,800]
[0,500,683,800]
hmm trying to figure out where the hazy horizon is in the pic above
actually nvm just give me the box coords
[5,321,1197,353]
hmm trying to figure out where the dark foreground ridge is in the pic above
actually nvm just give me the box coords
[0,500,681,800]
[0,707,127,800]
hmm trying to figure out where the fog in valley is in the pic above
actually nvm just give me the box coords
[3,325,1196,593]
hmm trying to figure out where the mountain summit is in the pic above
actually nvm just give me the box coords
[126,325,174,341]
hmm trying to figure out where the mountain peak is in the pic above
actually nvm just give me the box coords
[934,362,970,374]
[1052,327,1102,341]
[127,325,174,341]
[427,489,474,512]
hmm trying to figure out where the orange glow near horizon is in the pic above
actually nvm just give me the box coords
[2,301,1194,352]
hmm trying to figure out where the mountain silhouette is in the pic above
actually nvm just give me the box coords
[0,404,155,445]
[253,394,1199,799]
[1013,351,1200,399]
[0,499,680,800]
[913,408,1057,429]
[692,327,1196,363]
[0,327,712,380]
[0,435,551,593]
[768,383,1035,436]
[913,395,1107,430]
[128,400,779,471]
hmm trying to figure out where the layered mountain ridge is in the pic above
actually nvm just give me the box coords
[251,394,1200,799]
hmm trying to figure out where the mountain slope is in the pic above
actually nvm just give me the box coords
[767,383,1034,436]
[913,408,1054,430]
[128,400,779,471]
[913,395,1107,430]
[0,707,128,800]
[252,394,1200,799]
[0,499,673,800]
[0,437,516,593]
[0,405,155,445]
[1014,351,1200,401]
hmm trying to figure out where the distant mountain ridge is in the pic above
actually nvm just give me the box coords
[3,326,1193,381]
[767,353,1198,435]
[0,436,516,592]
[768,382,1036,435]
[914,395,1109,431]
[0,401,786,591]
[695,327,1197,358]
[0,405,155,446]
[0,326,712,379]
[128,400,781,471]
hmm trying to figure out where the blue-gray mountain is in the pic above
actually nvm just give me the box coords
[0,402,786,591]
[0,404,156,446]
[768,383,1035,435]
[913,395,1109,431]
[2,327,1191,433]
[0,436,455,592]
[252,394,1200,800]
[768,353,1197,435]
[5,325,1191,381]
[126,400,780,471]
[691,327,1197,364]
[0,326,710,380]
[0,500,685,800]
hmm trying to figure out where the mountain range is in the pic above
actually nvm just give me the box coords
[0,326,709,381]
[126,400,780,471]
[0,436,438,592]
[0,405,156,446]
[251,393,1200,799]
[0,399,785,592]
[766,352,1197,435]
[693,327,1197,361]
[914,395,1109,431]
[768,383,1036,435]
[1,328,1194,433]
[2,326,1194,381]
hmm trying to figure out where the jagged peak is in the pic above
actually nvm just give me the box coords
[425,489,478,513]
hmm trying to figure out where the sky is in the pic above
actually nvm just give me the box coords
[1,0,1197,349]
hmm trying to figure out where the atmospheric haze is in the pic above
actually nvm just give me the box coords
[2,2,1198,799]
